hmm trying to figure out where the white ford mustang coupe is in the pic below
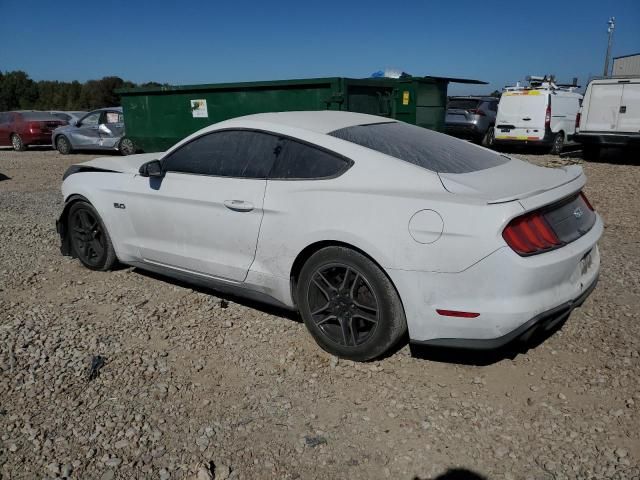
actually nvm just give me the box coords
[57,111,602,361]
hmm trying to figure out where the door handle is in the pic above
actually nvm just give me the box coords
[224,200,254,212]
[522,117,531,121]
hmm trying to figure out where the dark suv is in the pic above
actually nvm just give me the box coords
[444,96,499,146]
[0,111,66,151]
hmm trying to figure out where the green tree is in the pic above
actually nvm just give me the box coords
[0,70,37,110]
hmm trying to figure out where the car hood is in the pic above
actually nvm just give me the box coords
[78,153,162,175]
[438,157,584,204]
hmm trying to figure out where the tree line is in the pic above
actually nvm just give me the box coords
[0,70,165,112]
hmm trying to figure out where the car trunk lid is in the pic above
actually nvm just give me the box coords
[446,99,481,124]
[438,158,585,206]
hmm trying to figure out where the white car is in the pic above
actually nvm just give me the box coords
[57,111,602,361]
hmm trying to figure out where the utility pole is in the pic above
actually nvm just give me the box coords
[603,17,615,77]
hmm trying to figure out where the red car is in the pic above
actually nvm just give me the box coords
[0,111,66,151]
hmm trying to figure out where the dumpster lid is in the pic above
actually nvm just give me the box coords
[421,76,488,85]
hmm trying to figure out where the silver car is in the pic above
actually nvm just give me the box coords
[444,96,498,146]
[52,107,129,155]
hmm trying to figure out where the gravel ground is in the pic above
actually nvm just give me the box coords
[0,147,638,480]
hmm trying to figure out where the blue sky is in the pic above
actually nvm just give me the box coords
[1,0,638,95]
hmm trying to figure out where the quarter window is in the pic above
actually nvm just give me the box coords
[270,139,350,179]
[163,130,279,178]
[104,111,123,124]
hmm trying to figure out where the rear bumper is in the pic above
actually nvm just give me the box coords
[493,127,554,146]
[388,214,603,345]
[410,274,598,350]
[574,132,640,147]
[444,123,484,139]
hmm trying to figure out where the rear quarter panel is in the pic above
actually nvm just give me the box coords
[252,140,524,294]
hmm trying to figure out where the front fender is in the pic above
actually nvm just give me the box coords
[56,194,90,256]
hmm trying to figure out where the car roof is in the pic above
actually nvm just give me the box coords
[222,111,395,134]
[84,107,122,113]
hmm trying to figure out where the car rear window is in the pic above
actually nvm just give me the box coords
[21,112,60,121]
[448,99,481,110]
[328,122,509,174]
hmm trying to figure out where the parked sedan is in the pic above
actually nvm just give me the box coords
[56,111,602,361]
[0,111,66,151]
[52,107,130,155]
[444,96,498,146]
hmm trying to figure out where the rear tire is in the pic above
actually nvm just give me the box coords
[550,132,564,155]
[296,246,407,361]
[68,201,117,271]
[56,135,72,155]
[481,126,495,148]
[11,134,25,151]
[118,137,135,156]
[582,145,600,161]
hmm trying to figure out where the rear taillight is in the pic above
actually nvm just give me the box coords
[545,105,551,128]
[575,111,581,130]
[502,211,562,256]
[28,122,41,134]
[468,109,486,116]
[580,191,594,211]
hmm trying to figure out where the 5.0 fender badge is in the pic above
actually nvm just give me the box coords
[113,203,126,209]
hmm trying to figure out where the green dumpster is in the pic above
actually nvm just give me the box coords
[117,76,485,153]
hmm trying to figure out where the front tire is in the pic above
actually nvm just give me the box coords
[56,135,72,155]
[550,132,564,155]
[68,202,117,271]
[11,134,26,151]
[297,247,407,361]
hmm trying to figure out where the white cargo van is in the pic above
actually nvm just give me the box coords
[494,77,582,155]
[574,77,640,160]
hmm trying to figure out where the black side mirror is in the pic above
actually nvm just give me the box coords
[139,159,164,178]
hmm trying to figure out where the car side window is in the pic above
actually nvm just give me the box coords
[488,101,498,112]
[0,113,7,123]
[80,112,100,127]
[163,130,279,179]
[270,139,350,179]
[104,111,123,124]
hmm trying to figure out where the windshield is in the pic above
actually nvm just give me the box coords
[22,112,60,121]
[328,122,509,174]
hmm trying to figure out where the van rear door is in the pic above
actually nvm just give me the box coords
[583,83,623,132]
[496,91,547,140]
[617,82,640,133]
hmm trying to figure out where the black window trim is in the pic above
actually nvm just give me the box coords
[161,127,354,181]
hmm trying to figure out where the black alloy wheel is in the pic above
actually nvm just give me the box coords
[307,264,380,347]
[297,246,407,361]
[68,202,117,271]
